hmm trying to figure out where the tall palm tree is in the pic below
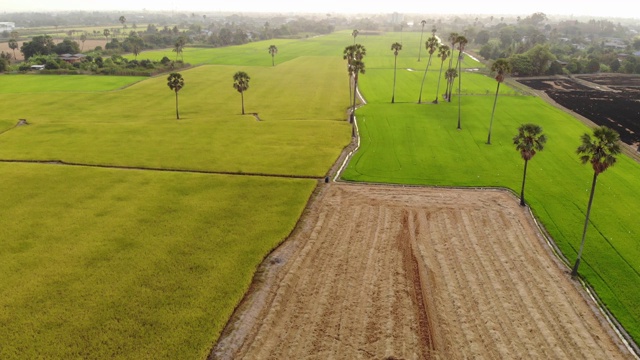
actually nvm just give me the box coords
[487,58,511,144]
[418,36,439,104]
[349,59,366,123]
[167,72,185,120]
[268,45,278,66]
[455,35,468,128]
[79,33,87,52]
[8,38,18,60]
[513,124,547,206]
[131,37,144,60]
[444,33,458,101]
[571,126,621,277]
[343,44,366,115]
[173,36,187,62]
[352,29,359,44]
[233,71,251,115]
[433,45,450,104]
[417,20,427,62]
[119,15,126,38]
[444,68,458,104]
[391,42,402,103]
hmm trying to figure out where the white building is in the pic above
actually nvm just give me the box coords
[0,22,16,31]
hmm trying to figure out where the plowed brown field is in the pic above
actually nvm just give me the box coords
[211,183,632,359]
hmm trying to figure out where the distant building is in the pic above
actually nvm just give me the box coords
[390,13,404,24]
[0,22,16,31]
[58,54,86,63]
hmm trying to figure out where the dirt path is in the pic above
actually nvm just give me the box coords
[211,183,632,359]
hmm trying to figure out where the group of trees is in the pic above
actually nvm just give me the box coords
[343,42,366,123]
[473,13,640,75]
[19,35,81,60]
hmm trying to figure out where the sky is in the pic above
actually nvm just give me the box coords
[1,0,637,20]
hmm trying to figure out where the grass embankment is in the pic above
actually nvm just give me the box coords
[0,36,352,358]
[342,31,640,344]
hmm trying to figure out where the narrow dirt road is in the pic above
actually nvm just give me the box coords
[211,183,632,359]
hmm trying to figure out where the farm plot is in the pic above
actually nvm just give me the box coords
[517,75,640,148]
[212,183,631,359]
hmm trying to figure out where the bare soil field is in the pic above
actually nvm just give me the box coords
[211,183,632,359]
[517,75,640,149]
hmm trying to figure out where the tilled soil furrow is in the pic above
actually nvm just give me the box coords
[494,210,619,359]
[485,210,576,358]
[215,185,632,360]
[443,209,514,358]
[470,209,561,358]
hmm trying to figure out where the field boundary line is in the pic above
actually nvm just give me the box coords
[0,159,321,180]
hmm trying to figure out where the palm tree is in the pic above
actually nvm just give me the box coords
[167,73,185,120]
[349,59,366,123]
[103,28,110,41]
[352,29,359,44]
[391,42,402,103]
[119,15,127,38]
[418,36,439,103]
[417,20,427,61]
[131,37,144,60]
[173,36,187,62]
[571,126,621,277]
[513,124,547,206]
[487,58,511,144]
[79,33,87,51]
[343,44,366,114]
[444,68,458,104]
[433,45,450,104]
[8,38,18,60]
[268,45,278,66]
[444,33,458,101]
[233,71,251,115]
[455,35,468,128]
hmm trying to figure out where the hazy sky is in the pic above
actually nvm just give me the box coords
[2,0,637,19]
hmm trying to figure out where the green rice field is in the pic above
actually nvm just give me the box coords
[0,33,353,358]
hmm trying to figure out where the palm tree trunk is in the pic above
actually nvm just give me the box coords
[272,55,275,66]
[392,55,398,103]
[418,55,431,103]
[487,82,501,144]
[241,91,245,115]
[571,172,599,277]
[351,75,358,123]
[520,159,529,206]
[457,62,462,129]
[175,91,180,119]
[418,30,424,61]
[348,74,353,111]
[434,62,444,104]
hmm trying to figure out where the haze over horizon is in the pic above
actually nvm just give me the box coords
[2,0,637,20]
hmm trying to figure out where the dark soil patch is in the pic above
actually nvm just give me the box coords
[517,75,640,149]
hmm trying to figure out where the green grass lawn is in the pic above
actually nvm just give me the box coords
[0,74,147,93]
[0,162,315,359]
[342,47,640,344]
[0,57,351,177]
